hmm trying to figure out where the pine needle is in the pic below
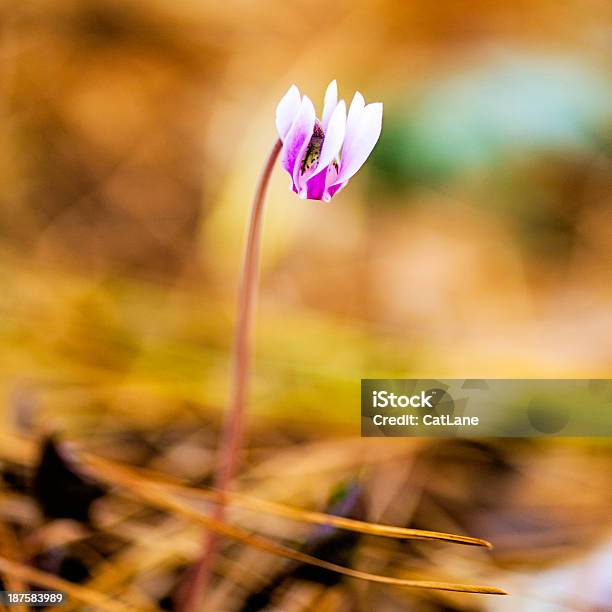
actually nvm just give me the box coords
[83,455,507,595]
[84,454,492,548]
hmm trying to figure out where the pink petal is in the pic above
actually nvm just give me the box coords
[326,181,346,201]
[305,166,328,200]
[310,100,346,180]
[322,80,338,131]
[306,164,343,202]
[280,96,316,188]
[332,102,382,186]
[320,162,344,201]
[275,85,301,140]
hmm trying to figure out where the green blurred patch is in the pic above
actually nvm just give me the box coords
[369,54,612,196]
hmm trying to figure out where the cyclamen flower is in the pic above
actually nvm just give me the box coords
[185,79,505,610]
[275,80,383,202]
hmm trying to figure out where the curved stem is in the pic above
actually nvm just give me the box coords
[180,138,282,612]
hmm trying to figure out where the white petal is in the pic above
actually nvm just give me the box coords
[280,95,316,190]
[339,92,366,162]
[346,92,365,135]
[310,100,346,180]
[333,102,383,185]
[322,80,338,130]
[275,85,301,140]
[289,96,316,188]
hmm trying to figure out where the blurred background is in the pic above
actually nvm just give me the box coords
[0,1,611,610]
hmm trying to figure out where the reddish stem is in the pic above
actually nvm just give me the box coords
[180,138,283,612]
